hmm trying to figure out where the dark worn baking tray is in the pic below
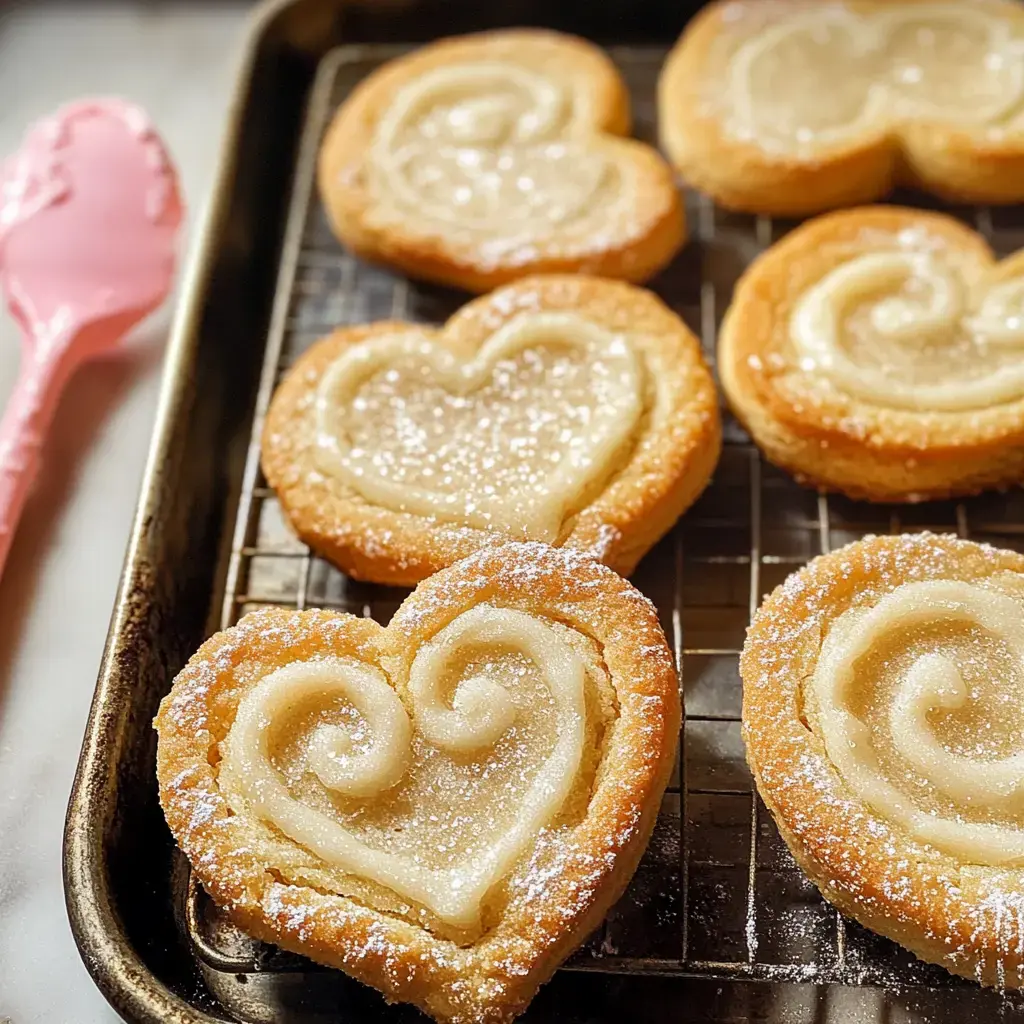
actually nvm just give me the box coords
[63,0,1024,1021]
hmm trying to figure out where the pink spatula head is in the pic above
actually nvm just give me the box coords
[0,99,181,577]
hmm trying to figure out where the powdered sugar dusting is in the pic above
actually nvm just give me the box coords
[155,540,677,1020]
[350,34,665,270]
[745,532,1024,989]
[314,315,644,542]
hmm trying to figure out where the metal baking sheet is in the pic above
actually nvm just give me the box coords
[64,2,1024,1022]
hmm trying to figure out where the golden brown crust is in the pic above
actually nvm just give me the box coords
[156,542,680,1024]
[742,533,1024,988]
[719,206,1024,502]
[659,0,1024,215]
[319,30,684,291]
[261,274,721,585]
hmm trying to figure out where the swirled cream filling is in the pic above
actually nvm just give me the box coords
[720,3,1024,152]
[790,248,1024,410]
[219,606,612,938]
[366,61,623,246]
[811,576,1024,864]
[314,312,644,541]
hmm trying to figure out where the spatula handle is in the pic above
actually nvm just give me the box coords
[0,344,72,576]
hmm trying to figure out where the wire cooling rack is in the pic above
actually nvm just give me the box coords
[181,43,1024,1018]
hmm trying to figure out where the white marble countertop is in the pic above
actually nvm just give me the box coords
[0,3,250,1020]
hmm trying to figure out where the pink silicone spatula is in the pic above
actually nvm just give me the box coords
[0,100,181,578]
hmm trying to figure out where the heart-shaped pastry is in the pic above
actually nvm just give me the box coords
[318,29,684,291]
[744,533,1024,987]
[660,0,1024,214]
[262,275,720,585]
[155,542,679,1024]
[720,206,1024,502]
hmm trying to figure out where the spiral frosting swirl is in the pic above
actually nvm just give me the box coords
[790,250,1024,410]
[725,4,1024,152]
[813,578,1024,865]
[366,60,621,248]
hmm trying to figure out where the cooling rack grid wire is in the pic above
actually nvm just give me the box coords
[181,44,1024,1007]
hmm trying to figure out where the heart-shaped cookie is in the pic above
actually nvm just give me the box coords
[743,532,1024,987]
[155,542,679,1024]
[660,0,1024,214]
[318,29,685,291]
[720,206,1024,501]
[262,275,720,585]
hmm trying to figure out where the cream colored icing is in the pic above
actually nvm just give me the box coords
[315,311,643,541]
[222,606,586,929]
[813,579,1024,864]
[227,657,412,800]
[725,4,1024,151]
[790,250,1024,410]
[367,60,622,246]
